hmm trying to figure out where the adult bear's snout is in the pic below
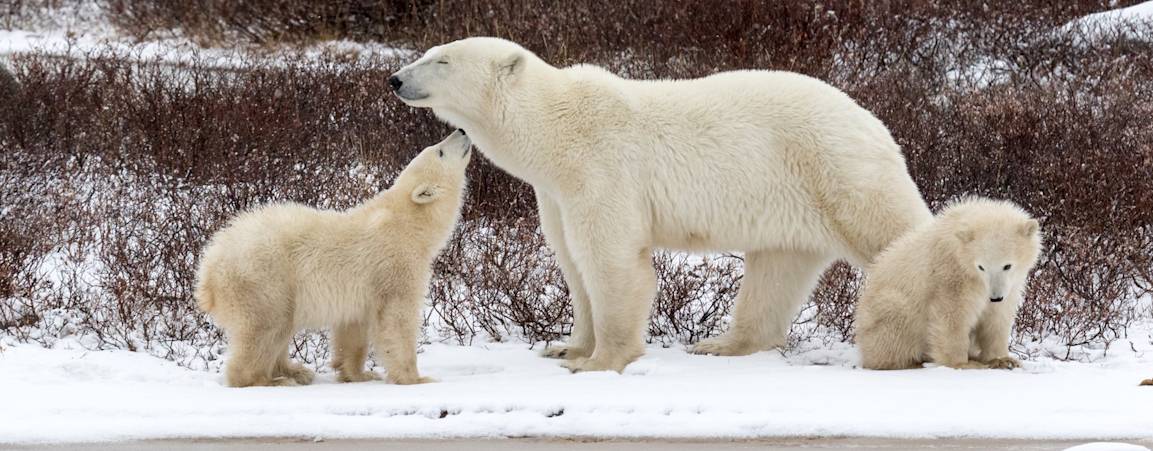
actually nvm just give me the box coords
[388,75,403,91]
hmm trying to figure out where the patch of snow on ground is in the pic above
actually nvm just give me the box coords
[1065,443,1152,451]
[2,322,1152,445]
[1069,1,1153,40]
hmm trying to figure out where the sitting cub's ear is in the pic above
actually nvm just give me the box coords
[1020,219,1040,237]
[499,51,524,78]
[955,229,975,244]
[411,183,444,204]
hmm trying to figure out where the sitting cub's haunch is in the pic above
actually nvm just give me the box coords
[195,130,471,387]
[855,197,1041,370]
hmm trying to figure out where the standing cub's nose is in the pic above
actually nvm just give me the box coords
[388,75,403,91]
[990,297,1004,303]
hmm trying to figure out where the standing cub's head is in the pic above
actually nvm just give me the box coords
[395,129,472,208]
[388,37,537,118]
[943,198,1042,303]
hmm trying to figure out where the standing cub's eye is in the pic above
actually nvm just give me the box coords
[978,265,985,271]
[438,149,444,158]
[1003,264,1012,271]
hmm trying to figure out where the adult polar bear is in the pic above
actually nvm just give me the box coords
[391,37,932,372]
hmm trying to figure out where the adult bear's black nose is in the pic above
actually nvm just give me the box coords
[388,75,403,91]
[990,297,1004,303]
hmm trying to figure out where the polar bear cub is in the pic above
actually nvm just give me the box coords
[855,197,1041,370]
[195,130,471,387]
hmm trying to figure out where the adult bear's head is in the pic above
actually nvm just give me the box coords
[389,37,540,119]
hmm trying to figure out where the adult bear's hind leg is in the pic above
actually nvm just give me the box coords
[691,249,830,356]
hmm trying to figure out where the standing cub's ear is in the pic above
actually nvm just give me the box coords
[955,229,975,244]
[499,51,524,78]
[411,183,444,204]
[1020,219,1039,237]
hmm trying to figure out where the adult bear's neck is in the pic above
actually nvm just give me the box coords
[435,67,578,194]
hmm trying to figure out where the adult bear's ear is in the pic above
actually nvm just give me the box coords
[955,229,975,244]
[411,183,444,204]
[499,51,524,78]
[1020,219,1039,237]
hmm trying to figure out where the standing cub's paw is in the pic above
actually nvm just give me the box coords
[1140,378,1153,386]
[943,360,990,370]
[387,374,437,385]
[281,365,315,385]
[985,356,1021,370]
[338,370,383,383]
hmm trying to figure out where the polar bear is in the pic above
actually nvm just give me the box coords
[390,37,932,372]
[855,197,1041,370]
[195,130,471,387]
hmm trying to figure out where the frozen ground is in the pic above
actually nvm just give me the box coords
[1,321,1151,446]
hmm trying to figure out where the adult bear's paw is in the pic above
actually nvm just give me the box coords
[541,344,592,360]
[985,356,1021,370]
[689,335,765,356]
[561,356,627,373]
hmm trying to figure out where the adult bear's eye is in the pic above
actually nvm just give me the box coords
[978,265,985,271]
[1003,264,1012,271]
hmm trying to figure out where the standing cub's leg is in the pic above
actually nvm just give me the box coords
[373,289,434,385]
[225,320,298,387]
[331,321,380,383]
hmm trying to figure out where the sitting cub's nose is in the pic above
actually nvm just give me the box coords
[990,297,1004,303]
[388,75,403,91]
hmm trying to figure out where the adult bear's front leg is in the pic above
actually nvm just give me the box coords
[535,190,595,361]
[559,204,655,373]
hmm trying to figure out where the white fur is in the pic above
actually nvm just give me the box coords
[195,131,471,386]
[855,197,1042,370]
[392,37,931,372]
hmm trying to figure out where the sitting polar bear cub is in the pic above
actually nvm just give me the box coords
[390,37,931,372]
[195,130,471,387]
[855,197,1041,370]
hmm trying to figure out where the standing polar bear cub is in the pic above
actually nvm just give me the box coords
[391,37,931,372]
[195,130,471,387]
[855,197,1041,370]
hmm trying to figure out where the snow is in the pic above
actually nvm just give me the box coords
[0,2,409,69]
[1068,1,1153,40]
[1065,444,1151,451]
[2,324,1152,445]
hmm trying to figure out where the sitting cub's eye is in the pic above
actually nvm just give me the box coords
[978,265,985,271]
[1003,264,1012,271]
[438,149,445,157]
[437,59,449,65]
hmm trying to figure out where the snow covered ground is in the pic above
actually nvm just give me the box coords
[1074,1,1153,39]
[2,322,1151,445]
